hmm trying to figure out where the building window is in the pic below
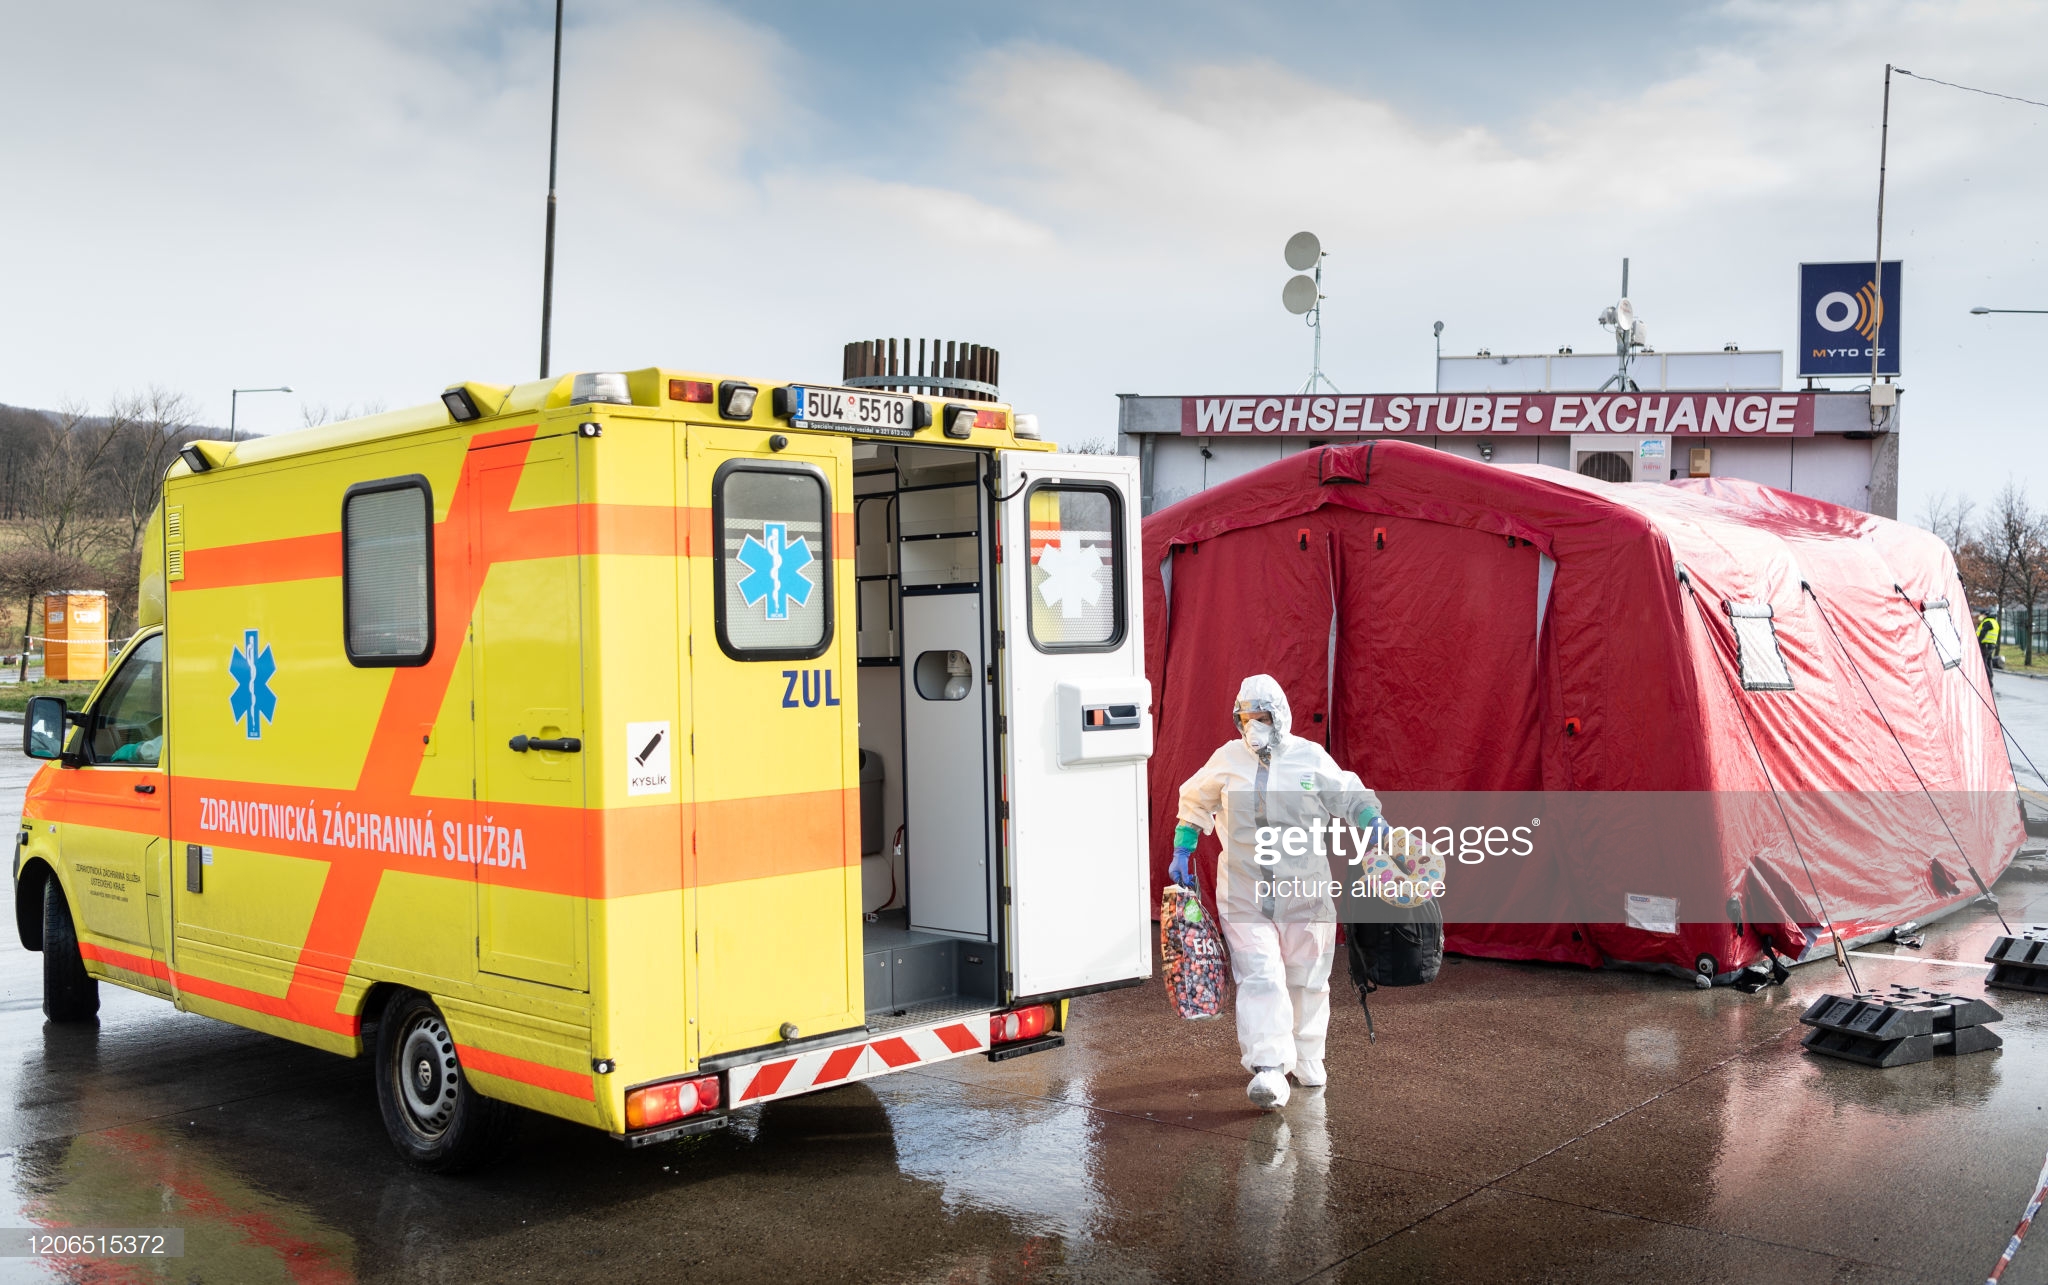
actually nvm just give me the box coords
[1725,600,1792,691]
[715,461,832,661]
[344,477,434,666]
[1026,484,1125,652]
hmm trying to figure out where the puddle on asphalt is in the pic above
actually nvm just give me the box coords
[9,1124,358,1283]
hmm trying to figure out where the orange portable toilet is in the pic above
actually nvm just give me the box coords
[42,590,108,681]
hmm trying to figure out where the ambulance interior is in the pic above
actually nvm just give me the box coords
[852,443,1004,1025]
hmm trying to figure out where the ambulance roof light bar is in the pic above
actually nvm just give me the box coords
[571,372,632,406]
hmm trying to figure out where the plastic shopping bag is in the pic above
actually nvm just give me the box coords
[1161,884,1226,1020]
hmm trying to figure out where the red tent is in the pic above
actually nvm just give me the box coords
[1143,441,2022,979]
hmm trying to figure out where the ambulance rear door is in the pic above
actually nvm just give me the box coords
[687,429,862,1060]
[994,450,1151,1001]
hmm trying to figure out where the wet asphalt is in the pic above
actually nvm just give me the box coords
[3,677,2048,1284]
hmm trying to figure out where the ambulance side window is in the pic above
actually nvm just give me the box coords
[89,634,164,766]
[1025,483,1124,652]
[714,461,831,661]
[343,476,435,667]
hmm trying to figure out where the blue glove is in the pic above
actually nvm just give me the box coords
[1358,808,1392,848]
[1169,822,1199,887]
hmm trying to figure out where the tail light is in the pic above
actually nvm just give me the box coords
[625,1074,722,1130]
[989,1003,1055,1046]
[942,403,1008,438]
[668,379,714,403]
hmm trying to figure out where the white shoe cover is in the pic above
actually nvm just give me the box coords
[1292,1057,1326,1087]
[1247,1068,1291,1110]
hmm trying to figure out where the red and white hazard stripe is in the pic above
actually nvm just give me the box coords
[733,1014,991,1105]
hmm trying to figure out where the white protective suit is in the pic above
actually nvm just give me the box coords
[1177,676,1380,1076]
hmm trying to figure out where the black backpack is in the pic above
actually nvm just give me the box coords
[1345,901,1442,1040]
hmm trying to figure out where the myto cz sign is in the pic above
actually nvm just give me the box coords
[1178,392,1818,438]
[1799,261,1901,379]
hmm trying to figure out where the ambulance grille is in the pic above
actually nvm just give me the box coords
[165,506,184,581]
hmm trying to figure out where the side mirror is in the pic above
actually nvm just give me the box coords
[24,696,67,761]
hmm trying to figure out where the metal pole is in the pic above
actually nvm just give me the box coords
[1619,258,1631,392]
[1873,63,1891,389]
[539,0,564,379]
[1311,257,1324,392]
[230,389,239,444]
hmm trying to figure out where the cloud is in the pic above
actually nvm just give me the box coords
[2,0,2043,516]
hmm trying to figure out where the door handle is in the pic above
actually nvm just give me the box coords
[133,783,157,794]
[510,735,582,754]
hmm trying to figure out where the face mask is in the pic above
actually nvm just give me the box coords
[1243,720,1274,753]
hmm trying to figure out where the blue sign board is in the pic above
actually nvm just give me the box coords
[1799,261,1901,378]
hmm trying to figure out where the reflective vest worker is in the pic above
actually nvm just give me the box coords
[1979,614,2001,670]
[1170,674,1381,1111]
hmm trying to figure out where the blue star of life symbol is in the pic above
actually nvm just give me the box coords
[735,522,815,621]
[228,628,277,739]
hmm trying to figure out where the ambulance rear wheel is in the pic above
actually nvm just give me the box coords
[374,990,513,1173]
[41,878,100,1023]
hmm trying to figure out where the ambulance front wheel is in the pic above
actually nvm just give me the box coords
[41,878,100,1023]
[374,990,514,1173]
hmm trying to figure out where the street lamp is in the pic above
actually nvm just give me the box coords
[1971,307,2048,315]
[1433,321,1444,392]
[230,386,293,442]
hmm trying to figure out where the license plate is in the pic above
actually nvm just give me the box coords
[789,385,917,437]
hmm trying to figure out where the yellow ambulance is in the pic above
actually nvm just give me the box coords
[12,367,1153,1170]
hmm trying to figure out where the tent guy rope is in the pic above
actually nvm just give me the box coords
[1678,568,1862,993]
[1805,583,2013,936]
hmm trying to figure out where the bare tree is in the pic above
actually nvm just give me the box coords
[1982,482,2048,666]
[108,386,201,551]
[22,401,129,560]
[0,406,52,521]
[0,548,106,682]
[299,399,387,429]
[1924,490,1999,616]
[102,546,144,641]
[1918,491,1976,557]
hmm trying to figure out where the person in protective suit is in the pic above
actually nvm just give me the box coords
[1169,675,1382,1110]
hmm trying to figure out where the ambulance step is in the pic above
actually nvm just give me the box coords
[1799,985,2003,1068]
[863,911,997,1016]
[1985,925,2048,994]
[866,998,995,1037]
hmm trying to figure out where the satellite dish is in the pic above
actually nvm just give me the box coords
[1284,231,1321,271]
[1614,298,1636,332]
[1282,275,1318,315]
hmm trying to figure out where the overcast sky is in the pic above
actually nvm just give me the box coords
[4,0,2044,523]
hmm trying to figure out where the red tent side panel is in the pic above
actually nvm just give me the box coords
[1145,443,1722,972]
[1142,443,2021,979]
[1643,479,2021,944]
